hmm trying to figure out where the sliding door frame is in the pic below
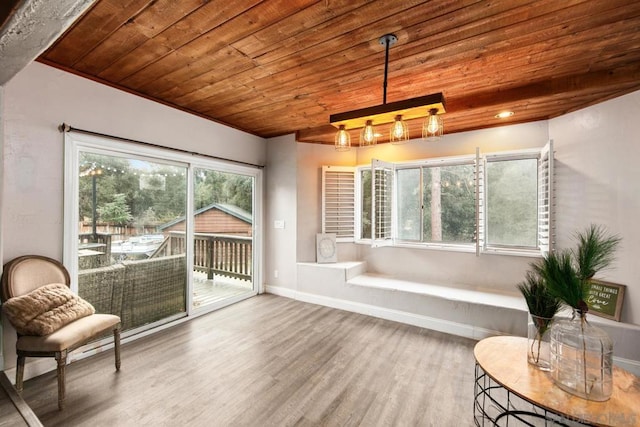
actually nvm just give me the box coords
[63,131,263,323]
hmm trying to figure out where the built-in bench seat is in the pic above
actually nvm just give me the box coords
[347,273,527,312]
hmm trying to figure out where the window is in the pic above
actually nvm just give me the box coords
[323,141,554,256]
[396,162,476,244]
[359,168,372,240]
[485,158,538,247]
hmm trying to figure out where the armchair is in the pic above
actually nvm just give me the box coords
[1,255,121,409]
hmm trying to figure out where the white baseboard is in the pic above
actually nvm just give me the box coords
[613,356,640,376]
[265,285,640,376]
[265,285,503,341]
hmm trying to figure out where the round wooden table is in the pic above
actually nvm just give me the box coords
[474,336,640,426]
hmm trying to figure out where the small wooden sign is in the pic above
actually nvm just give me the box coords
[586,279,626,321]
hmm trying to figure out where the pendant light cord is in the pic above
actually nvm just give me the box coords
[383,37,390,105]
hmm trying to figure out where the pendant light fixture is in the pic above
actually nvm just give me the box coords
[330,33,445,150]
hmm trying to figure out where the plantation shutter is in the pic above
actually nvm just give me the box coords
[538,140,554,255]
[371,159,394,247]
[475,148,485,256]
[321,166,355,242]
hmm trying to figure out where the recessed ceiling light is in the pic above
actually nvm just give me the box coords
[495,111,515,119]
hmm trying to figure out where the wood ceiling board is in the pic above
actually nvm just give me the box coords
[243,11,640,117]
[119,0,316,91]
[98,0,265,82]
[234,0,466,64]
[71,0,215,76]
[152,0,636,125]
[179,0,628,120]
[138,0,495,106]
[229,0,377,59]
[41,0,153,66]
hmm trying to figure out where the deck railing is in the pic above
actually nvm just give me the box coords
[78,232,112,269]
[152,231,252,281]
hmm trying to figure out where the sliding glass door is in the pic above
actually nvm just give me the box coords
[75,151,188,332]
[191,167,256,310]
[64,131,262,338]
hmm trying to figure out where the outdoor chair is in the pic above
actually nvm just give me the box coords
[0,255,121,410]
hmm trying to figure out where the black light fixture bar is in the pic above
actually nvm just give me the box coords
[329,92,446,128]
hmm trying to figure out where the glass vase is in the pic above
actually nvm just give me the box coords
[527,314,554,371]
[549,310,613,401]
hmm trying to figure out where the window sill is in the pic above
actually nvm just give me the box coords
[356,240,541,258]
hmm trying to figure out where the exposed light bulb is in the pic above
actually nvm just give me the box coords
[390,115,409,145]
[334,125,351,151]
[427,115,440,134]
[360,120,377,146]
[423,108,443,141]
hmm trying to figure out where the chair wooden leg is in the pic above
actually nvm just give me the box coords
[55,350,67,410]
[114,326,121,371]
[15,356,25,393]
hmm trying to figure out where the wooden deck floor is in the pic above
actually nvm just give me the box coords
[19,294,477,426]
[191,272,254,309]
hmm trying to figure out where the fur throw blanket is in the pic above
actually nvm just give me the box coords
[2,283,95,336]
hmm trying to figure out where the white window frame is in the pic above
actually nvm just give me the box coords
[393,155,478,252]
[63,130,264,308]
[481,147,548,257]
[324,142,554,257]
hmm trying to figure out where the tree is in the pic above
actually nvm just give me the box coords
[98,193,133,229]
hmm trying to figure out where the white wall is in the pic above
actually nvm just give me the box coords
[550,90,640,325]
[265,134,298,289]
[1,62,266,370]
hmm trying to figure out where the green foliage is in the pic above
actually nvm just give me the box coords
[98,193,133,225]
[421,165,475,243]
[517,271,561,319]
[574,224,621,281]
[79,153,253,232]
[532,250,584,309]
[531,225,620,312]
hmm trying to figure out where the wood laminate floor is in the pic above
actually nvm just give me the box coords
[20,294,476,426]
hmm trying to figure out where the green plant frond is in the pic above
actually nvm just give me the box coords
[517,271,561,318]
[532,250,583,309]
[574,224,621,280]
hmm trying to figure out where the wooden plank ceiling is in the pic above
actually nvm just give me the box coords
[38,0,640,146]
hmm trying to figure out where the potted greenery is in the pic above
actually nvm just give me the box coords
[532,224,620,401]
[518,271,561,370]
